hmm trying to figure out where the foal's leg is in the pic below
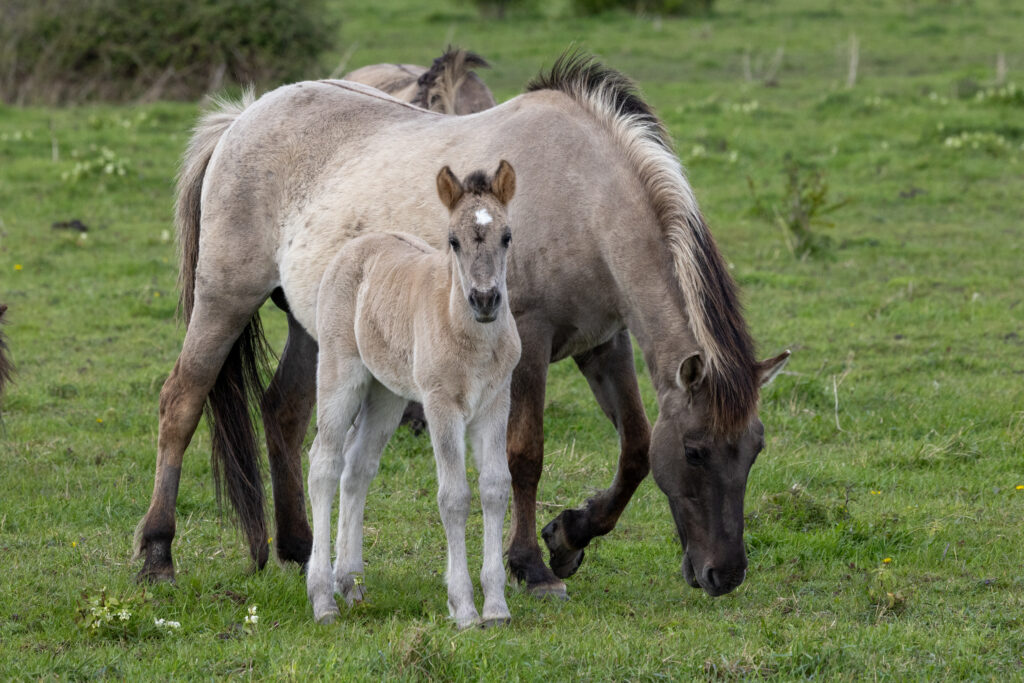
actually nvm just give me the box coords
[505,327,568,598]
[135,294,266,582]
[307,361,370,625]
[468,387,513,627]
[542,331,652,578]
[333,382,406,606]
[424,402,478,629]
[260,313,317,566]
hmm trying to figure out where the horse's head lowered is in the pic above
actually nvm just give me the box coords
[436,161,516,323]
[650,350,790,596]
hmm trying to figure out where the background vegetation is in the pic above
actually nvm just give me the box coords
[1,0,1023,678]
[0,0,336,104]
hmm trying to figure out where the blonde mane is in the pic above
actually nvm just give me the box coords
[527,53,759,434]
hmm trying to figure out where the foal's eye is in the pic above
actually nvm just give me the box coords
[448,236,461,252]
[501,230,511,247]
[685,447,707,466]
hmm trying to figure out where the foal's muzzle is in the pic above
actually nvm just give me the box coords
[468,287,501,322]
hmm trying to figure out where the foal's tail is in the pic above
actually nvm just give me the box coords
[176,89,274,569]
[0,304,12,421]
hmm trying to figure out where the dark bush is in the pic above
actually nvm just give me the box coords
[571,0,713,17]
[0,0,338,104]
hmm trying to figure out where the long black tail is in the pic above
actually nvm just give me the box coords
[205,314,275,569]
[175,90,273,567]
[0,304,12,420]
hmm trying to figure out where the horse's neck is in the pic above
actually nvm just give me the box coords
[613,233,699,394]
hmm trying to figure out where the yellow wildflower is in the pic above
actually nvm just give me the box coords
[882,557,892,564]
[14,264,22,271]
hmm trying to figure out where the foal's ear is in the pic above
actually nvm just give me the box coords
[756,350,791,387]
[492,160,516,205]
[437,166,464,211]
[675,352,706,394]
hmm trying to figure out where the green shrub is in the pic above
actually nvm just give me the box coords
[571,0,713,17]
[0,0,338,104]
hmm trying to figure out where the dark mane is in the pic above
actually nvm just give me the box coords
[526,51,673,156]
[525,51,759,435]
[412,46,490,108]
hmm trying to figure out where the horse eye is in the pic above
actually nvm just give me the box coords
[685,447,707,466]
[501,230,511,247]
[448,236,460,252]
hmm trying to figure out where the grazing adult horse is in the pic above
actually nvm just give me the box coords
[344,46,496,115]
[135,53,789,600]
[308,163,519,627]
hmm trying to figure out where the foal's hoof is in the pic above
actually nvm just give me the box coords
[480,616,511,629]
[313,599,341,625]
[336,574,367,606]
[526,581,568,600]
[541,517,586,579]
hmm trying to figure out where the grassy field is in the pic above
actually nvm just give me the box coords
[2,0,1023,678]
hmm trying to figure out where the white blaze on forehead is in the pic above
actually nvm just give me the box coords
[474,208,493,226]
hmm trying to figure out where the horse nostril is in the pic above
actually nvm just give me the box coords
[704,567,722,591]
[471,288,500,311]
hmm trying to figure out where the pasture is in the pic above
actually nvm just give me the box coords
[1,0,1023,678]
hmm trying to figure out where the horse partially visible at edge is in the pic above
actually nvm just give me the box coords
[134,52,789,601]
[0,304,11,418]
[307,162,519,627]
[344,47,496,115]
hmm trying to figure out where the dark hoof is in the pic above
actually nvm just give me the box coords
[541,516,586,579]
[136,564,175,584]
[480,616,511,629]
[276,535,313,567]
[527,581,569,600]
[136,542,176,584]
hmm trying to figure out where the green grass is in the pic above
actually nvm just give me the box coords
[2,0,1024,678]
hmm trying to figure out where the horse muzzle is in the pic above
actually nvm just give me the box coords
[682,550,747,597]
[468,287,501,322]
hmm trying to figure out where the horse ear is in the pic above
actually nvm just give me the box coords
[436,166,464,211]
[492,160,516,205]
[757,350,791,386]
[675,352,705,393]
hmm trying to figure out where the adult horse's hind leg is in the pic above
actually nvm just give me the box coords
[135,294,267,582]
[505,327,568,598]
[261,312,317,567]
[541,331,652,579]
[333,382,406,606]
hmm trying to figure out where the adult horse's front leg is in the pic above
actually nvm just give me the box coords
[541,331,652,579]
[261,311,317,567]
[135,298,264,582]
[506,327,567,598]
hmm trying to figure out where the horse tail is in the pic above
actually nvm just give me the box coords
[175,88,273,568]
[0,304,12,421]
[413,46,491,113]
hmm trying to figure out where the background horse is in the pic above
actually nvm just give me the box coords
[308,163,519,627]
[344,46,495,114]
[135,53,788,600]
